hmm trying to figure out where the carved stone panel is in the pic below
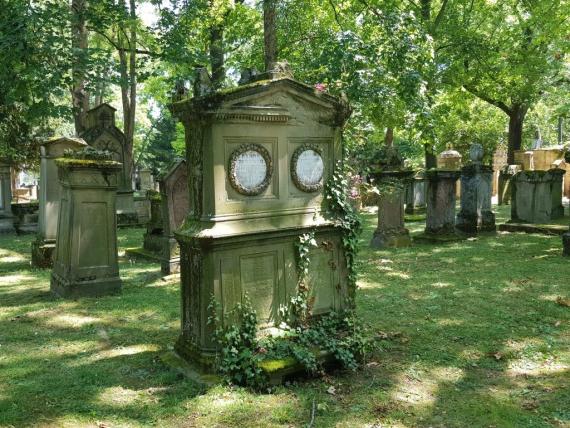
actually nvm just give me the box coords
[291,145,324,193]
[228,144,273,196]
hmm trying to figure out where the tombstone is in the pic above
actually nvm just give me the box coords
[370,171,414,248]
[420,170,462,241]
[437,147,462,170]
[0,161,15,233]
[12,202,38,234]
[139,169,153,191]
[50,148,122,298]
[31,137,87,267]
[80,103,138,226]
[456,144,496,233]
[142,190,164,253]
[498,165,520,205]
[510,169,565,224]
[404,179,415,215]
[170,70,351,366]
[413,171,426,212]
[563,229,570,256]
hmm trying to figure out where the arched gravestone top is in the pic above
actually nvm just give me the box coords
[159,159,189,236]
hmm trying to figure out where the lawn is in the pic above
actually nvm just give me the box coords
[1,206,569,427]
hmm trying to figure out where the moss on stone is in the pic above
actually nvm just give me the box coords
[258,357,298,373]
[55,158,121,168]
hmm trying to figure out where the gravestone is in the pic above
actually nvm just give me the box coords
[437,147,462,170]
[142,190,163,252]
[370,171,413,248]
[80,103,138,226]
[158,159,188,274]
[0,161,15,233]
[12,202,38,234]
[413,171,426,212]
[50,148,122,298]
[563,230,570,256]
[498,165,520,205]
[404,179,415,215]
[456,144,496,233]
[170,68,351,366]
[419,170,462,241]
[32,137,87,267]
[139,169,153,191]
[510,169,565,224]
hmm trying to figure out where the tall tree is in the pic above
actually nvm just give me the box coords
[263,0,277,70]
[71,0,90,135]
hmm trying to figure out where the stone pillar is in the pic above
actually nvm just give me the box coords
[50,155,122,298]
[370,171,414,249]
[32,137,87,267]
[511,169,565,224]
[422,170,462,241]
[0,161,15,233]
[456,164,495,233]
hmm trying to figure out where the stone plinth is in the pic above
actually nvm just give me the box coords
[420,170,462,241]
[32,137,87,267]
[437,148,462,170]
[50,157,122,298]
[370,170,414,248]
[563,231,570,256]
[456,164,496,233]
[510,169,565,224]
[0,162,15,234]
[170,74,351,367]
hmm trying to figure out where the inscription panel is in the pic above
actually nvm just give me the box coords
[296,150,323,187]
[228,144,273,196]
[78,202,109,267]
[239,252,277,324]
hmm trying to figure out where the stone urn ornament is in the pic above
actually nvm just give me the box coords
[469,143,484,164]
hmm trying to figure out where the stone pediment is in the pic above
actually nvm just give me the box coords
[81,126,125,146]
[171,78,351,127]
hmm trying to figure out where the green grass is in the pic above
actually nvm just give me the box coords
[1,206,569,427]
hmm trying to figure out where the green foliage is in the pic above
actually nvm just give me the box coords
[325,161,362,299]
[208,295,265,388]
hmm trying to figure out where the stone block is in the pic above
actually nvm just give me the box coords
[423,170,462,239]
[456,164,496,233]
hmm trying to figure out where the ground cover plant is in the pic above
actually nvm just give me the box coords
[0,205,569,427]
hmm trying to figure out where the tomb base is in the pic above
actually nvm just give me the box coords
[563,231,570,257]
[511,169,565,224]
[127,235,180,275]
[31,237,56,268]
[51,271,121,298]
[371,228,411,249]
[456,211,496,233]
[414,230,465,243]
[175,221,349,367]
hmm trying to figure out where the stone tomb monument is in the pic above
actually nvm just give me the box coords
[32,137,87,267]
[141,190,164,253]
[456,144,496,233]
[0,161,15,234]
[170,70,351,366]
[50,149,122,298]
[419,169,462,242]
[510,169,565,224]
[413,171,426,212]
[80,103,138,226]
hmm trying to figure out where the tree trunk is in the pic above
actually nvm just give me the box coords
[384,127,394,147]
[507,104,527,164]
[558,116,564,144]
[263,0,277,71]
[71,0,89,135]
[210,25,224,87]
[424,144,437,169]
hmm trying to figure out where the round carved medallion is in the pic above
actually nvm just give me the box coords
[291,145,324,192]
[228,144,273,196]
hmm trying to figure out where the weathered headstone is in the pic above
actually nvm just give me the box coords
[142,190,163,252]
[510,169,565,224]
[563,230,570,256]
[419,170,462,241]
[32,137,87,267]
[157,159,188,274]
[80,103,138,226]
[437,147,462,170]
[170,69,351,365]
[413,171,426,212]
[404,179,415,215]
[50,148,122,298]
[12,202,38,234]
[456,144,496,233]
[139,169,153,191]
[498,165,520,205]
[0,161,15,233]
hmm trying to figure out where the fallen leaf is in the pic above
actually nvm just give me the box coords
[554,320,561,327]
[327,386,336,395]
[376,331,389,340]
[487,352,503,361]
[366,361,379,368]
[556,296,570,307]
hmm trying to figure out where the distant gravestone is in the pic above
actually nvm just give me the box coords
[50,149,122,298]
[32,137,87,267]
[158,159,188,274]
[139,169,153,191]
[413,171,426,211]
[419,170,462,242]
[142,190,163,253]
[510,169,565,224]
[0,161,15,234]
[80,103,138,226]
[456,144,496,233]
